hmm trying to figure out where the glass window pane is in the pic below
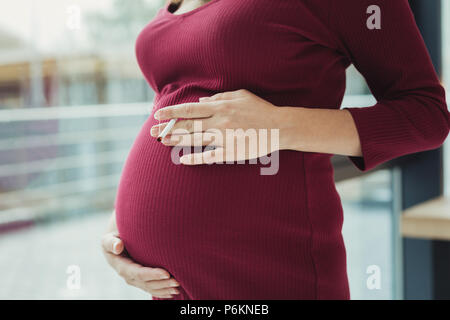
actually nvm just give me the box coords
[337,170,397,300]
[443,0,450,197]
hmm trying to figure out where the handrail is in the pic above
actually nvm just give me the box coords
[0,189,115,225]
[0,97,377,227]
[0,149,129,178]
[0,173,121,209]
[0,102,152,122]
[0,127,140,150]
[0,96,375,122]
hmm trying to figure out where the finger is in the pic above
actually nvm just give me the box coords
[145,278,180,290]
[106,253,171,281]
[127,265,172,281]
[105,252,140,275]
[125,277,179,294]
[137,267,172,281]
[200,89,248,102]
[101,233,124,255]
[123,278,173,298]
[154,295,173,299]
[151,118,216,137]
[199,91,235,102]
[150,287,180,297]
[128,277,179,298]
[154,101,218,120]
[180,148,225,165]
[161,132,222,147]
[151,121,195,137]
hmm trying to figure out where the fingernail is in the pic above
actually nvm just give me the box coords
[159,274,170,280]
[170,280,180,287]
[171,289,180,295]
[113,241,120,253]
[154,111,160,120]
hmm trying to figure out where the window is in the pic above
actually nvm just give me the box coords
[443,0,450,197]
[0,0,165,299]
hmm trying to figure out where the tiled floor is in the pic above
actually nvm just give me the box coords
[0,213,149,300]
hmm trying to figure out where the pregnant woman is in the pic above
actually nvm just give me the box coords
[102,0,450,299]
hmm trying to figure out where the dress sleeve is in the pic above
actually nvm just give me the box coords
[330,0,450,171]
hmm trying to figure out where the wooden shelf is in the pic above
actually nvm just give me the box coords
[402,196,450,241]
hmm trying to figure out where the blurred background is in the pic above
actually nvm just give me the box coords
[0,0,448,300]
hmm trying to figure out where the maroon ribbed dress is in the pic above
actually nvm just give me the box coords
[115,0,450,300]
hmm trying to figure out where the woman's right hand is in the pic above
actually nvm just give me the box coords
[101,211,180,299]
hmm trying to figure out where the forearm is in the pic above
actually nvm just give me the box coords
[276,106,362,157]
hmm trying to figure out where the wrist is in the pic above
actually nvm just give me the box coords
[273,106,306,151]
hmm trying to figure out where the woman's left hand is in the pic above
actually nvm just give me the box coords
[150,89,283,164]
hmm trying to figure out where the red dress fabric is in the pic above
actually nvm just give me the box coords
[115,0,450,300]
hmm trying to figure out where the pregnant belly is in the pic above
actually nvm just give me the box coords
[114,110,346,299]
[117,114,306,249]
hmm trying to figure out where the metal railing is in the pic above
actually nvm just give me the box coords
[0,102,151,225]
[0,96,375,226]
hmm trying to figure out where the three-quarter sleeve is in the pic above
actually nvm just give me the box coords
[330,0,450,171]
